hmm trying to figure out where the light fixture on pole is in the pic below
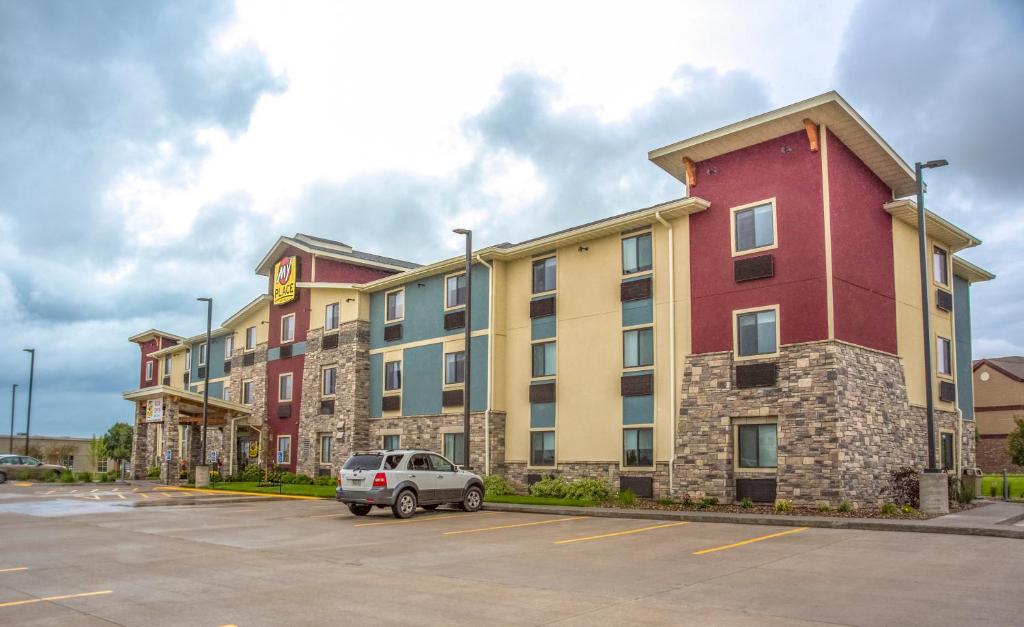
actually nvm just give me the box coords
[453,228,472,469]
[22,349,34,456]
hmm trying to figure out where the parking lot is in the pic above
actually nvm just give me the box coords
[0,483,1021,626]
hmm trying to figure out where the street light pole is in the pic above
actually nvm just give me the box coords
[22,349,34,456]
[915,160,948,473]
[8,384,16,454]
[453,228,472,469]
[197,298,213,468]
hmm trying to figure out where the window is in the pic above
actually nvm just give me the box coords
[279,373,293,402]
[185,348,192,370]
[530,431,555,466]
[322,366,337,396]
[532,257,556,293]
[224,335,234,359]
[198,343,208,366]
[623,428,653,467]
[59,455,74,469]
[386,290,404,321]
[281,314,295,343]
[941,432,954,471]
[163,355,171,376]
[738,423,778,468]
[382,434,400,450]
[532,342,556,377]
[97,459,108,473]
[145,361,153,381]
[733,201,775,254]
[325,302,340,330]
[622,233,652,274]
[736,309,777,357]
[222,386,231,401]
[245,326,256,350]
[623,328,654,368]
[276,436,291,465]
[937,336,952,376]
[443,432,466,465]
[933,246,949,286]
[446,273,467,308]
[242,380,254,405]
[384,361,402,391]
[319,434,333,464]
[444,351,465,385]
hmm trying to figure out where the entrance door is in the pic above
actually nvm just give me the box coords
[236,438,252,470]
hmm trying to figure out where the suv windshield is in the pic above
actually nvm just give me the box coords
[343,454,384,470]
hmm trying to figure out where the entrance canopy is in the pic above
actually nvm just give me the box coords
[123,385,254,427]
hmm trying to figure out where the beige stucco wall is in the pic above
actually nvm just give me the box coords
[308,287,366,331]
[226,301,270,347]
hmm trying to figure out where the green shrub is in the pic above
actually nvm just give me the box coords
[38,470,58,482]
[14,470,32,481]
[147,466,160,479]
[238,464,263,482]
[880,502,898,515]
[774,499,793,513]
[698,496,719,508]
[59,471,76,483]
[278,471,296,484]
[838,500,853,513]
[315,475,336,487]
[100,471,115,483]
[564,478,612,502]
[529,476,570,498]
[483,474,515,497]
[656,497,674,506]
[989,483,998,498]
[739,497,754,509]
[75,471,92,483]
[616,489,636,506]
[817,502,832,513]
[958,483,975,504]
[291,473,314,485]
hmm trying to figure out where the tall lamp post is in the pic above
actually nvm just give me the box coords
[8,384,17,454]
[453,228,472,469]
[22,349,34,456]
[196,297,213,487]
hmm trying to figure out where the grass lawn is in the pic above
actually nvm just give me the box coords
[483,494,597,507]
[206,482,336,498]
[981,474,1024,499]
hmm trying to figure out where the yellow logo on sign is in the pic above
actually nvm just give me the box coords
[272,256,298,305]
[248,442,259,458]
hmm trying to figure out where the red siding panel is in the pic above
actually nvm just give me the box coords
[315,257,396,284]
[689,131,829,354]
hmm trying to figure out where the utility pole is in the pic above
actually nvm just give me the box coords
[8,384,16,453]
[453,228,472,468]
[22,349,34,456]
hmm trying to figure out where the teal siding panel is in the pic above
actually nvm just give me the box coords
[469,335,488,412]
[623,394,654,424]
[369,353,383,418]
[206,381,224,399]
[531,402,556,428]
[532,315,556,340]
[953,275,974,420]
[403,343,443,416]
[622,297,653,326]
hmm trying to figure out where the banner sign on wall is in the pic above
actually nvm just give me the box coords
[272,256,298,305]
[248,442,259,458]
[145,399,163,423]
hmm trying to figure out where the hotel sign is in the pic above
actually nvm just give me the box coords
[272,256,298,305]
[145,399,163,423]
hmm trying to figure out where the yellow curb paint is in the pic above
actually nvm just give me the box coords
[555,521,690,545]
[0,567,28,573]
[693,527,809,555]
[444,517,580,536]
[354,512,499,528]
[13,482,32,487]
[155,486,325,500]
[0,590,112,609]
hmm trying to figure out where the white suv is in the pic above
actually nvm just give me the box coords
[336,450,485,519]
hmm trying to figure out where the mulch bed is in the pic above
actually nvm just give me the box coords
[598,498,984,520]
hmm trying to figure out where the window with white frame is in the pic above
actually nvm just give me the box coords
[164,355,171,376]
[736,309,777,357]
[224,335,233,359]
[325,302,340,330]
[281,314,295,343]
[937,336,952,376]
[443,432,465,465]
[242,380,254,405]
[222,386,231,401]
[733,201,775,254]
[530,431,555,466]
[322,366,337,396]
[532,341,556,377]
[384,361,402,391]
[59,455,74,469]
[185,348,192,370]
[933,246,949,286]
[245,326,257,350]
[145,361,154,381]
[446,273,467,308]
[276,436,291,465]
[386,290,404,321]
[198,343,208,366]
[623,328,654,368]
[532,257,556,293]
[382,434,400,450]
[444,351,465,385]
[622,232,652,274]
[319,434,333,464]
[97,459,108,473]
[279,373,293,401]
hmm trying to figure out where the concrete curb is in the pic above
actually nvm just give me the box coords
[482,503,1024,539]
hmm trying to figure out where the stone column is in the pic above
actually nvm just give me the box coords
[163,399,181,485]
[130,402,149,479]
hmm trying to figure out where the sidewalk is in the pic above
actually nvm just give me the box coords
[482,500,1024,539]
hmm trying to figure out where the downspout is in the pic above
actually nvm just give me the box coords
[955,407,963,478]
[654,211,676,495]
[475,254,494,476]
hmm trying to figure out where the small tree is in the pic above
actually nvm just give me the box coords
[102,423,133,478]
[88,435,108,473]
[1008,419,1024,468]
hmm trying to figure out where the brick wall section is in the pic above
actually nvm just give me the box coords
[368,411,505,472]
[675,341,968,507]
[977,434,1022,473]
[501,461,670,498]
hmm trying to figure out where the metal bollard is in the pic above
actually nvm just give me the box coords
[1004,469,1010,501]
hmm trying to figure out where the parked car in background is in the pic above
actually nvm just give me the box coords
[0,455,66,483]
[336,449,485,519]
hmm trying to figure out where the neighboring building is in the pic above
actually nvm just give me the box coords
[5,435,117,474]
[125,91,993,505]
[973,357,1024,472]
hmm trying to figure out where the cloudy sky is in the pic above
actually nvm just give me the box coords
[1,0,1021,437]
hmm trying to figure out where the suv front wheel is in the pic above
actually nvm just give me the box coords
[461,485,483,512]
[392,489,417,519]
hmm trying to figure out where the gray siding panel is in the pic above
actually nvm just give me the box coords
[953,274,974,420]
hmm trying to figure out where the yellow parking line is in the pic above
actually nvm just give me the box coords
[69,489,78,493]
[0,590,112,608]
[354,512,498,528]
[0,567,28,573]
[138,493,150,499]
[444,516,580,536]
[43,490,55,495]
[693,527,809,555]
[555,521,689,545]
[116,493,125,500]
[90,488,99,493]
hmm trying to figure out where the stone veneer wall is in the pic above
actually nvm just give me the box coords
[227,343,269,472]
[501,461,671,498]
[369,411,506,473]
[676,341,969,506]
[296,322,371,477]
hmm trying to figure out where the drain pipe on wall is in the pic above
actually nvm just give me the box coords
[475,254,495,476]
[654,211,676,496]
[955,407,963,478]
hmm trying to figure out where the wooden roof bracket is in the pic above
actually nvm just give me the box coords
[682,157,697,188]
[803,118,819,152]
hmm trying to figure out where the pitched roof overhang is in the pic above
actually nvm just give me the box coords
[128,329,185,344]
[648,91,918,198]
[255,234,418,277]
[883,200,982,253]
[952,256,995,283]
[222,294,270,329]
